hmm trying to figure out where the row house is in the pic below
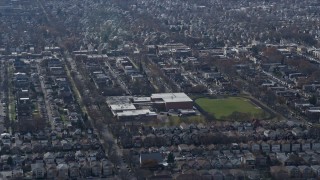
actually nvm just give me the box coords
[30,159,112,179]
[249,140,318,153]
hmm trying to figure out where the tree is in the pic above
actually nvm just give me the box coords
[34,114,46,131]
[228,111,252,121]
[7,156,13,166]
[4,116,10,131]
[134,169,153,180]
[167,152,175,164]
[309,95,317,105]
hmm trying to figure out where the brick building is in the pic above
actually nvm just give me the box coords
[151,93,193,111]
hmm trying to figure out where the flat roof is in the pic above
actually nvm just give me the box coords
[151,93,192,103]
[308,110,320,113]
[132,97,151,103]
[20,98,30,100]
[117,109,156,117]
[106,96,132,104]
[110,103,136,111]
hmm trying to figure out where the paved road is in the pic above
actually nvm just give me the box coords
[36,0,134,177]
[103,60,131,95]
[37,64,54,129]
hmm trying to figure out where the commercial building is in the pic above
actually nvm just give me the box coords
[151,93,193,111]
[106,93,193,120]
[106,96,156,121]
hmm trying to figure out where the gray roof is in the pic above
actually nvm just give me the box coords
[140,152,163,164]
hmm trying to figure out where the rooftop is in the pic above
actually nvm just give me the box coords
[132,97,151,103]
[151,93,193,103]
[117,109,156,117]
[106,96,132,104]
[109,103,136,111]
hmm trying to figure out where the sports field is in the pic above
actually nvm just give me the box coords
[195,97,265,119]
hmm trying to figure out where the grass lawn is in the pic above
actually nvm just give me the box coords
[195,97,265,119]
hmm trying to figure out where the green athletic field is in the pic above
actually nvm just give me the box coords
[195,97,265,119]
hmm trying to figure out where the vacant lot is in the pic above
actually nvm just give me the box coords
[195,97,266,120]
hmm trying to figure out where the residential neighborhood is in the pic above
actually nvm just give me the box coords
[1,0,320,179]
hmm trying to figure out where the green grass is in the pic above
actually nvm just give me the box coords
[8,66,16,122]
[60,114,67,124]
[9,101,16,121]
[195,97,265,119]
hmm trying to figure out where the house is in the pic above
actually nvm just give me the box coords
[91,160,102,177]
[264,130,277,139]
[55,152,65,164]
[178,144,190,154]
[87,151,97,162]
[171,134,181,145]
[240,143,249,150]
[181,133,191,145]
[140,152,164,167]
[0,171,13,179]
[46,164,57,179]
[289,153,306,166]
[0,155,10,164]
[101,159,113,177]
[132,136,142,148]
[210,170,224,180]
[276,153,289,166]
[255,154,267,167]
[32,153,44,164]
[12,155,23,166]
[211,158,222,169]
[223,171,235,180]
[196,159,212,170]
[270,166,289,180]
[43,152,55,164]
[301,140,311,151]
[11,146,22,155]
[73,142,82,150]
[229,169,245,180]
[75,150,86,162]
[57,163,69,179]
[292,127,304,137]
[312,142,320,150]
[31,163,45,179]
[80,161,91,178]
[261,142,270,153]
[281,141,291,152]
[229,156,241,168]
[150,174,173,180]
[180,161,191,171]
[220,158,233,169]
[61,140,72,150]
[198,170,211,180]
[69,162,80,178]
[241,152,256,168]
[286,166,301,178]
[304,151,320,165]
[12,168,23,178]
[291,142,301,152]
[271,141,281,152]
[311,165,320,177]
[216,77,230,86]
[249,142,260,152]
[175,170,202,180]
[298,165,314,179]
[246,170,261,180]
